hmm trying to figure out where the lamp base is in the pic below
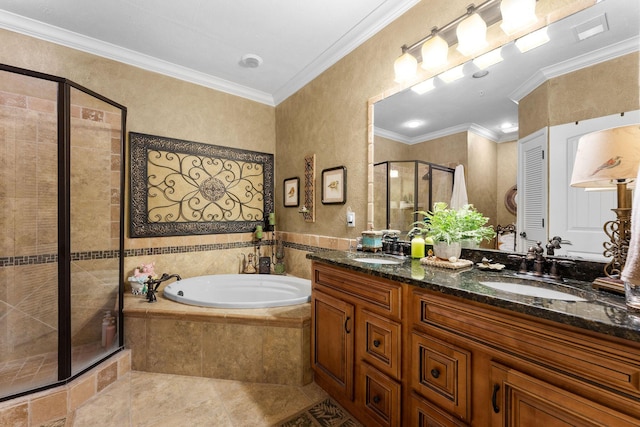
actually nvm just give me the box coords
[592,276,625,294]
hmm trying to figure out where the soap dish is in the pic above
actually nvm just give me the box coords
[476,262,506,271]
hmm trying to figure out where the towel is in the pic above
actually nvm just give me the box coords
[450,165,468,209]
[621,164,640,284]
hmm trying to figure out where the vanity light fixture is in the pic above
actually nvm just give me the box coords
[420,30,449,71]
[500,0,538,36]
[438,64,465,83]
[456,7,488,56]
[411,78,435,94]
[515,27,550,53]
[473,47,504,70]
[394,45,418,83]
[392,0,541,83]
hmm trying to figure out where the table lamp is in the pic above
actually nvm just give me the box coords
[570,124,640,293]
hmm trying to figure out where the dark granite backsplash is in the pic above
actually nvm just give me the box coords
[461,248,606,283]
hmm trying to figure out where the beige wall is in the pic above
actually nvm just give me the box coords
[496,140,518,226]
[0,28,276,282]
[0,0,622,287]
[520,52,639,138]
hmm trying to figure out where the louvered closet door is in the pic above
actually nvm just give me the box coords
[548,110,640,260]
[517,128,548,252]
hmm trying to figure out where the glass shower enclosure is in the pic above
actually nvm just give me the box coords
[374,160,455,234]
[0,64,125,400]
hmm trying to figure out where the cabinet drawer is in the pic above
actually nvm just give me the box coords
[358,362,401,427]
[413,291,640,400]
[410,393,468,427]
[411,331,470,422]
[358,309,402,379]
[313,262,401,317]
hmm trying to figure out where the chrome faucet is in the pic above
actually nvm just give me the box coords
[146,273,182,303]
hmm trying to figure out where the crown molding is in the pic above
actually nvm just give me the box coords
[375,122,506,145]
[509,35,640,103]
[0,10,276,106]
[272,0,420,105]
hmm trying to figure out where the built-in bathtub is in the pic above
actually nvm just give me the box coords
[123,274,312,386]
[163,274,311,308]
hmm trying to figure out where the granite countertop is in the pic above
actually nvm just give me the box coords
[307,250,640,344]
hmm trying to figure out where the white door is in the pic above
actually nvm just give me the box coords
[548,111,640,260]
[517,128,548,253]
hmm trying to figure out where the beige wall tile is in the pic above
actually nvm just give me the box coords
[146,318,203,376]
[68,373,96,412]
[202,322,263,382]
[97,361,118,392]
[30,390,67,426]
[0,402,28,427]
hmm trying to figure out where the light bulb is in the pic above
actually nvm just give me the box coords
[394,51,418,83]
[456,13,487,56]
[500,0,537,36]
[420,35,449,71]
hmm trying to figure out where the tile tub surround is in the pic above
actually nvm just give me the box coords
[0,350,131,427]
[123,292,312,386]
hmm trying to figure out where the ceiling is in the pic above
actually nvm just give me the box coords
[0,0,419,106]
[374,0,639,144]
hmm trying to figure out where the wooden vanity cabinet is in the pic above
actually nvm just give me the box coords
[311,262,403,427]
[410,289,640,426]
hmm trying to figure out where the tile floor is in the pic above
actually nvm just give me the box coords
[69,371,335,426]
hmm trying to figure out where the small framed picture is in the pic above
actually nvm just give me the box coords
[283,177,300,207]
[321,166,347,205]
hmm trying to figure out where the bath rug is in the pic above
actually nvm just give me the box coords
[275,397,362,427]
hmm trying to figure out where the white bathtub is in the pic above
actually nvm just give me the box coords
[162,274,311,308]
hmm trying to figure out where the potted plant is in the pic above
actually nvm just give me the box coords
[457,204,495,248]
[410,203,494,260]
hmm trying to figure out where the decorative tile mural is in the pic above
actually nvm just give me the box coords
[130,132,274,237]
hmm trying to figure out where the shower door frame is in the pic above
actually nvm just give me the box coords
[0,63,126,401]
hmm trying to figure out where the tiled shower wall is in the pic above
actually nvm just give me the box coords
[0,72,122,383]
[0,72,59,367]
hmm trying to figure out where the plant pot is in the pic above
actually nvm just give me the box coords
[432,241,462,260]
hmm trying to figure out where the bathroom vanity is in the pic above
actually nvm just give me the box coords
[308,251,640,426]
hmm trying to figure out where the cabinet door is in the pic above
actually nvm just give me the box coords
[411,331,471,422]
[359,362,402,427]
[358,309,402,379]
[312,290,355,401]
[410,393,468,427]
[490,362,640,427]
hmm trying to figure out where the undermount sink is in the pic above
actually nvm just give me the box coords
[480,281,587,301]
[352,257,403,265]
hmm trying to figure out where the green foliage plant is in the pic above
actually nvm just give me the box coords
[409,202,495,245]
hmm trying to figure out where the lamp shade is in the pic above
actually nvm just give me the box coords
[456,12,487,56]
[500,0,537,35]
[421,35,449,70]
[570,124,640,188]
[394,51,418,83]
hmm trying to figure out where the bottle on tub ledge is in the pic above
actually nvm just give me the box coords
[101,310,116,348]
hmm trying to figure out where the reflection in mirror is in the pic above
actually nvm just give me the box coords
[371,0,639,254]
[374,161,454,233]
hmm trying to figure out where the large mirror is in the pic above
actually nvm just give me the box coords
[371,0,639,256]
